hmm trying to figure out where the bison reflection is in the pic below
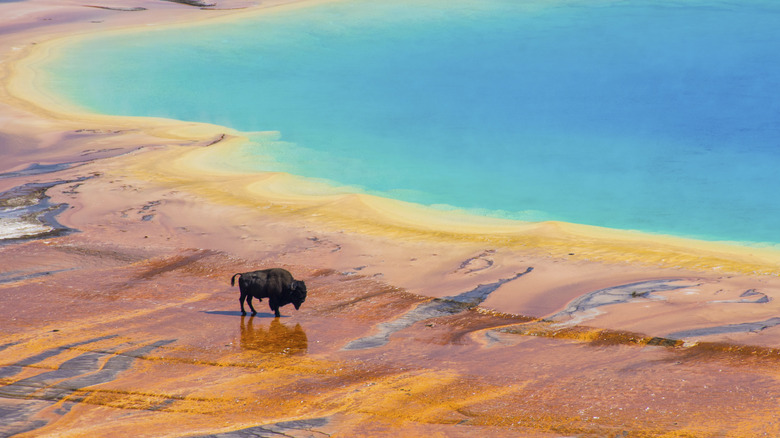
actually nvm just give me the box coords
[240,316,308,355]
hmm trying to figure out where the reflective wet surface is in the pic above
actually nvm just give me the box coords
[0,181,78,243]
[0,337,174,437]
[239,317,307,356]
[344,268,533,350]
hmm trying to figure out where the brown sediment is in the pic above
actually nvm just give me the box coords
[2,0,780,436]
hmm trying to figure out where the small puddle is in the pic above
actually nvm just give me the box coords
[547,279,697,326]
[667,317,780,340]
[189,417,331,437]
[0,180,86,244]
[0,269,76,285]
[343,267,533,350]
[0,163,81,179]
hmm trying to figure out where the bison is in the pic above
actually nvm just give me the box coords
[230,268,307,317]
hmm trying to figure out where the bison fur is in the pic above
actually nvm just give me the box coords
[231,268,307,317]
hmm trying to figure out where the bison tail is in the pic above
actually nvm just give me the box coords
[230,273,241,287]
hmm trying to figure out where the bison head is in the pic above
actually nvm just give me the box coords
[290,280,307,310]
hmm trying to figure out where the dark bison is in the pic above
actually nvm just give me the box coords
[230,268,307,317]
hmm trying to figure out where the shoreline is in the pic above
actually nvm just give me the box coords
[2,1,780,436]
[7,0,780,276]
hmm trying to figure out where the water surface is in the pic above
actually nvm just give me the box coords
[44,0,780,244]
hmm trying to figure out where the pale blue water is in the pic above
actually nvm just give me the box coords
[45,0,780,244]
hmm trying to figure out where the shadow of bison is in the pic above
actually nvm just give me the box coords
[231,268,307,317]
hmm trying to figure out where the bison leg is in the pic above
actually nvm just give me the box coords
[268,298,281,318]
[246,295,258,316]
[239,291,248,316]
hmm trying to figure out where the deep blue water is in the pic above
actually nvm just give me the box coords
[45,0,780,244]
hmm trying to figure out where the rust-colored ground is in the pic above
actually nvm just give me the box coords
[3,234,780,437]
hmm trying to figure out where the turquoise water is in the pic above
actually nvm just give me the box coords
[46,0,780,244]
